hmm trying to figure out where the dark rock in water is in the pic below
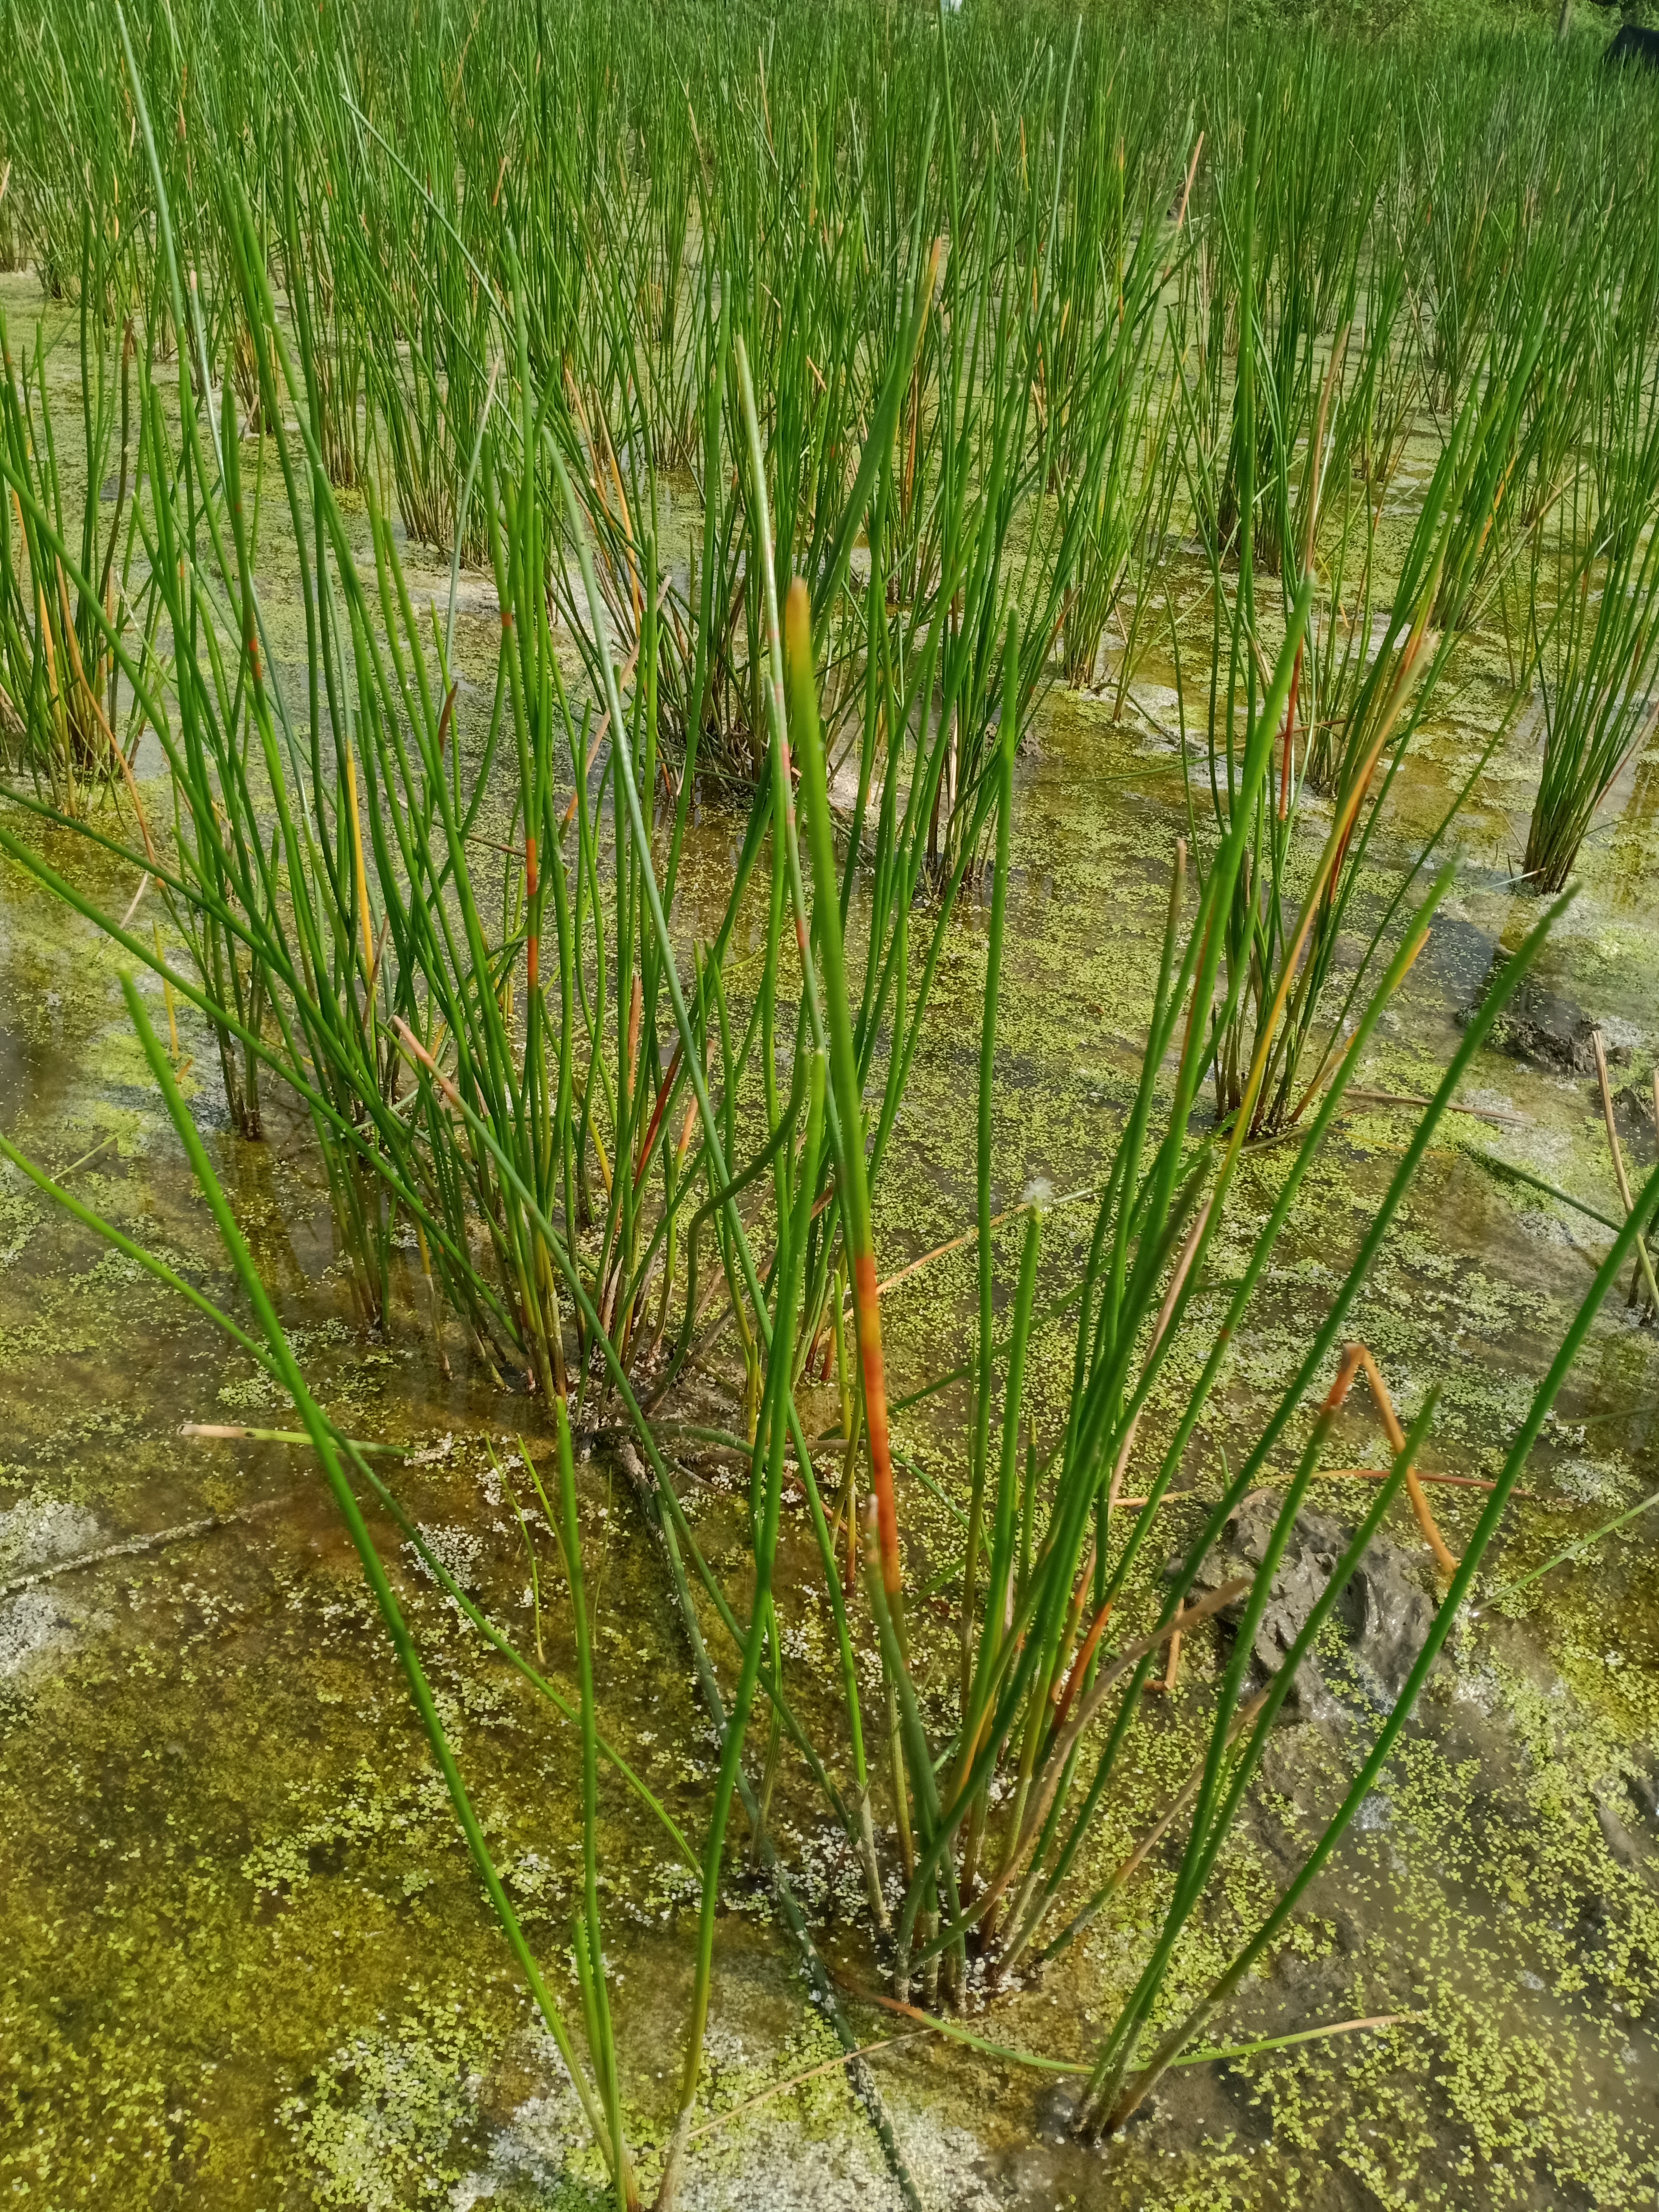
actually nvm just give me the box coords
[1341,1530,1440,1703]
[1463,955,1622,1077]
[1612,1078,1659,1142]
[1031,2079,1082,2140]
[1178,1491,1437,1715]
[1426,921,1619,1075]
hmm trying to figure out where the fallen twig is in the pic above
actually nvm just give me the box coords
[0,1496,286,1599]
[685,2031,932,2141]
[1343,1087,1524,1126]
[840,1980,1419,2078]
[181,1420,409,1455]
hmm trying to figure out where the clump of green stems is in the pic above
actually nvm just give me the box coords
[0,22,1054,1450]
[1521,435,1659,894]
[0,160,23,278]
[1186,134,1524,1139]
[781,572,1590,2058]
[0,240,156,814]
[0,247,1015,2212]
[1059,141,1196,695]
[1206,60,1383,579]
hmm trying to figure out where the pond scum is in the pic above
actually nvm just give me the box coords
[0,1,1658,2205]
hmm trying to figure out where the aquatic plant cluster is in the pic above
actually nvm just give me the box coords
[0,2,1658,2203]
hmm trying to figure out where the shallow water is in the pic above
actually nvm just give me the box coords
[2,274,1659,2207]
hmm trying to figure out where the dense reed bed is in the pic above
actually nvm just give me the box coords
[2,1,1659,2203]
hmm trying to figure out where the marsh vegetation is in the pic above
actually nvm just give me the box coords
[1,3,1658,2206]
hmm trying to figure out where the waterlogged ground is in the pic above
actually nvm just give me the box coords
[3,283,1659,2208]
